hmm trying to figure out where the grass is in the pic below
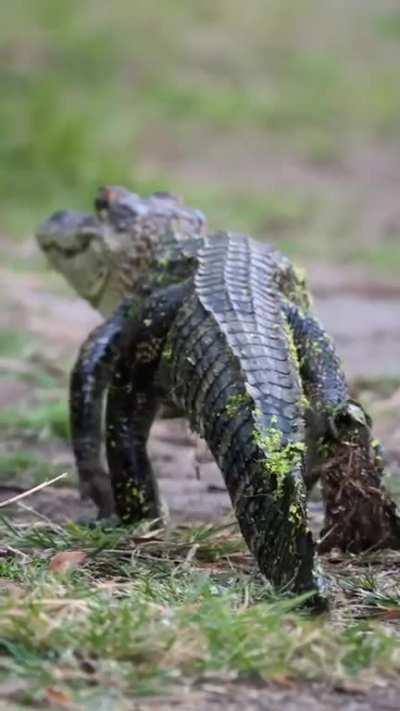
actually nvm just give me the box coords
[0,451,71,489]
[0,517,400,705]
[0,400,69,440]
[0,451,52,481]
[0,328,36,359]
[1,1,400,274]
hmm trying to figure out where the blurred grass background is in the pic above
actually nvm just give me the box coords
[1,0,400,272]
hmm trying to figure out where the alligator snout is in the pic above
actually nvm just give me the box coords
[36,211,102,252]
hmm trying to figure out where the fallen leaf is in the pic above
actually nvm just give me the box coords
[375,608,400,621]
[271,673,297,688]
[44,686,74,707]
[49,550,88,573]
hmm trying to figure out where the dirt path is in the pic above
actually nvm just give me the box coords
[308,263,400,378]
[132,681,400,711]
[1,259,399,529]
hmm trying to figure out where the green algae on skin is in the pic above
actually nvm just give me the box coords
[162,343,173,362]
[253,423,306,500]
[225,392,252,417]
[119,482,151,523]
[283,321,300,370]
[288,501,304,526]
[279,263,312,313]
[283,321,310,415]
[292,265,312,310]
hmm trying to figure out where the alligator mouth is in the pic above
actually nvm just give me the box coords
[36,210,102,258]
[39,233,94,259]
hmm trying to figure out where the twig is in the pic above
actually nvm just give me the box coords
[16,501,66,532]
[0,473,68,508]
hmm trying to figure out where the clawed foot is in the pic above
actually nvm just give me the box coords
[319,400,400,554]
[74,509,120,528]
[76,497,170,530]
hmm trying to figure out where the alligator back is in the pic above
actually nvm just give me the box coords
[167,233,317,594]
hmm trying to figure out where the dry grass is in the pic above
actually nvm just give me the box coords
[0,515,400,705]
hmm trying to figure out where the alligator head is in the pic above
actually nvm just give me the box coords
[36,186,207,316]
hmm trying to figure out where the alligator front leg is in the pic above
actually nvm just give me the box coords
[70,298,140,518]
[106,355,162,523]
[104,281,192,524]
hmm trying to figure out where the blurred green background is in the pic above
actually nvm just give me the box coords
[1,0,400,273]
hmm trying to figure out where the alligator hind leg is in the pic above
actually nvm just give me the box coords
[71,283,189,521]
[285,303,400,552]
[284,303,350,492]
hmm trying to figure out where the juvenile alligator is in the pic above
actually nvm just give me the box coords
[36,187,400,599]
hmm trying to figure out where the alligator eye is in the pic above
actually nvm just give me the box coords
[95,196,108,213]
[78,232,95,250]
[60,233,95,258]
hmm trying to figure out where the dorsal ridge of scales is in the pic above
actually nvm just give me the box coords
[194,232,303,441]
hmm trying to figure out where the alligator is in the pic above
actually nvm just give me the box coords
[36,187,400,600]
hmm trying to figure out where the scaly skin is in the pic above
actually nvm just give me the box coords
[35,186,400,600]
[101,230,321,597]
[35,186,351,513]
[37,189,330,599]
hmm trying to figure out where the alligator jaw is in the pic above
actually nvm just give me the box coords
[36,210,104,254]
[36,210,110,305]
